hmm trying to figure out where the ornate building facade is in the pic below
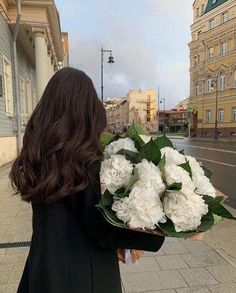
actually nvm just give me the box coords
[189,0,236,137]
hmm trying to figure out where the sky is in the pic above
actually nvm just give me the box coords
[55,0,194,109]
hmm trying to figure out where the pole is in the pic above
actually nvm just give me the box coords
[163,98,166,136]
[214,76,218,140]
[101,46,104,102]
[157,87,160,138]
[13,0,22,154]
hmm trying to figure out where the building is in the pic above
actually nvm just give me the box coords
[104,99,121,133]
[189,0,236,137]
[159,109,188,134]
[125,90,158,133]
[0,0,67,166]
[175,97,190,110]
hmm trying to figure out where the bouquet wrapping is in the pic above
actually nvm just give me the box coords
[97,124,236,238]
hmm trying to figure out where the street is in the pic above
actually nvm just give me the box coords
[171,138,236,208]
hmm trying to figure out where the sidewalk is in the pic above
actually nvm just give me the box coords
[0,164,236,293]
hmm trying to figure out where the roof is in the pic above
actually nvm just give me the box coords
[205,0,228,14]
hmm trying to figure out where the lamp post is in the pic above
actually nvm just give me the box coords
[101,46,115,102]
[160,98,166,135]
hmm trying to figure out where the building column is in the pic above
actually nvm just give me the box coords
[33,27,49,99]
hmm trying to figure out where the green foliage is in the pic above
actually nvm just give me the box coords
[96,204,126,228]
[127,123,149,140]
[133,134,146,151]
[202,166,213,179]
[154,136,175,149]
[137,139,161,165]
[117,149,140,164]
[167,182,183,191]
[99,132,113,149]
[179,161,193,178]
[158,155,166,173]
[158,218,196,238]
[203,195,236,220]
[196,211,215,232]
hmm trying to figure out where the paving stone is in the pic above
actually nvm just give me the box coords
[181,241,212,254]
[164,237,180,243]
[0,283,18,293]
[1,253,27,265]
[8,264,24,284]
[206,265,236,283]
[122,271,187,292]
[0,264,13,284]
[162,242,190,255]
[178,268,218,286]
[207,282,236,293]
[155,255,189,270]
[182,251,228,268]
[144,249,165,257]
[176,286,211,293]
[137,290,176,293]
[120,257,161,274]
[6,247,29,255]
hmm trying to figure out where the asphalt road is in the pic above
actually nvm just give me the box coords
[171,138,236,208]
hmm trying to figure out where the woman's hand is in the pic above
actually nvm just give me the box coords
[117,249,126,263]
[117,249,144,263]
[187,232,205,241]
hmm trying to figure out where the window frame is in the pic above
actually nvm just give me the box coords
[222,11,229,23]
[218,109,224,122]
[218,75,225,91]
[206,110,211,123]
[2,55,14,117]
[209,19,215,29]
[220,42,227,55]
[232,107,236,121]
[206,78,212,93]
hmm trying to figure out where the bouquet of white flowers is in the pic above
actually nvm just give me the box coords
[97,124,236,238]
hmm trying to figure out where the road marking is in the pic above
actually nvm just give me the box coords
[195,157,236,167]
[175,143,236,154]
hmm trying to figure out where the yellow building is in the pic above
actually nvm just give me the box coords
[125,90,158,133]
[189,0,236,137]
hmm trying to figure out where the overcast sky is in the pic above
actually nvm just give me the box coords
[55,0,193,109]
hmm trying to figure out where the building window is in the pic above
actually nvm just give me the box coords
[218,75,225,91]
[206,110,211,123]
[220,42,227,55]
[201,4,205,14]
[195,84,200,96]
[209,19,215,29]
[196,7,200,17]
[3,56,13,117]
[222,12,229,23]
[208,47,214,59]
[232,107,236,121]
[218,109,224,122]
[206,79,212,93]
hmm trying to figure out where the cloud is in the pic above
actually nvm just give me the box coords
[56,0,193,108]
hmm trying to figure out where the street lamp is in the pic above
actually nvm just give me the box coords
[159,98,166,136]
[101,46,115,102]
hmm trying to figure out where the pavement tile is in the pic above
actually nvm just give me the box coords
[155,255,189,270]
[181,241,212,254]
[6,247,29,255]
[182,251,228,268]
[176,286,211,293]
[0,283,18,293]
[178,268,218,286]
[1,253,28,265]
[207,282,236,293]
[206,265,236,283]
[120,257,161,274]
[8,264,24,284]
[162,242,190,255]
[122,271,187,292]
[137,290,176,293]
[0,264,13,284]
[164,237,180,243]
[144,249,165,257]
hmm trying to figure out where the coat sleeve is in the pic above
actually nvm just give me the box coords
[68,172,165,252]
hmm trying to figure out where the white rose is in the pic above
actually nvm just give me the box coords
[139,135,152,144]
[185,155,204,179]
[112,182,166,230]
[163,191,208,232]
[135,159,165,196]
[164,164,195,193]
[161,147,186,166]
[194,174,216,198]
[104,137,138,159]
[100,154,133,193]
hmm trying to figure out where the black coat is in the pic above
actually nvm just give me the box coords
[17,167,165,293]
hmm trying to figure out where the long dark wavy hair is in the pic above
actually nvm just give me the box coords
[9,67,106,203]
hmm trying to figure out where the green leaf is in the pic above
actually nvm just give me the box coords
[154,136,175,149]
[197,211,215,232]
[202,166,213,179]
[179,149,185,155]
[127,123,149,140]
[133,134,145,151]
[99,132,113,149]
[113,187,126,198]
[213,213,223,224]
[96,204,126,228]
[158,154,166,173]
[117,149,139,164]
[138,139,161,165]
[124,168,139,194]
[101,190,114,207]
[167,182,182,191]
[203,195,236,220]
[179,161,192,178]
[109,133,122,144]
[158,218,196,238]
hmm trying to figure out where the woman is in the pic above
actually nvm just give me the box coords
[10,68,165,293]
